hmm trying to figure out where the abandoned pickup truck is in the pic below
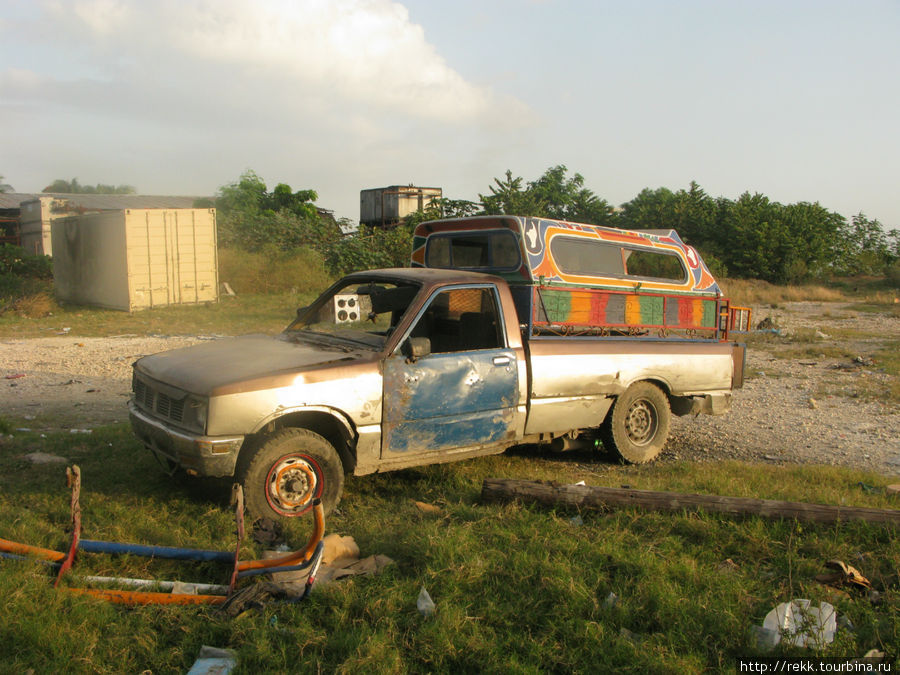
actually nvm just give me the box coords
[130,216,746,520]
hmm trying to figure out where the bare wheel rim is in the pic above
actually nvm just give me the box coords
[624,399,658,446]
[265,454,323,517]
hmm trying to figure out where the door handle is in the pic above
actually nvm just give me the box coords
[492,356,511,366]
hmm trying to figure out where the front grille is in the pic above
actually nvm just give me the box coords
[156,393,185,422]
[133,376,186,425]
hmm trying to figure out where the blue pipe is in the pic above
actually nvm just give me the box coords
[79,539,235,563]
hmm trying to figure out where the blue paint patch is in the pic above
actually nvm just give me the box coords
[387,408,514,453]
[383,350,518,456]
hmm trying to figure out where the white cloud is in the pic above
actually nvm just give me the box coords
[26,0,529,125]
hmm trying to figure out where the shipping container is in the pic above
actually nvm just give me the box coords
[359,185,442,227]
[51,208,218,311]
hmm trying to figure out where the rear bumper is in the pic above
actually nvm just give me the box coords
[129,403,243,477]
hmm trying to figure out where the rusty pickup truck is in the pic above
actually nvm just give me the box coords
[130,216,746,520]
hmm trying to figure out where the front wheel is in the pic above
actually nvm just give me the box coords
[238,428,344,521]
[601,382,671,464]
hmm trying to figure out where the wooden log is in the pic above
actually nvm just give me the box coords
[480,478,900,526]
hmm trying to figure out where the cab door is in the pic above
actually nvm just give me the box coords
[382,285,518,457]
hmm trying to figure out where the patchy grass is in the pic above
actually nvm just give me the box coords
[0,292,318,338]
[1,426,898,672]
[721,279,847,306]
[849,302,900,319]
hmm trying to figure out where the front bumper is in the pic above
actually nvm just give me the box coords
[129,402,244,478]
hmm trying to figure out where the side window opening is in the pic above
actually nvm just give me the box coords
[425,231,521,271]
[550,236,686,283]
[407,287,503,353]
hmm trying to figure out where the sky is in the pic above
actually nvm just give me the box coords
[1,0,898,227]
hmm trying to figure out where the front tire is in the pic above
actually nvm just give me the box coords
[601,382,670,464]
[238,428,344,520]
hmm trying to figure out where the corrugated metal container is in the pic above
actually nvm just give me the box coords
[51,208,219,311]
[359,185,442,227]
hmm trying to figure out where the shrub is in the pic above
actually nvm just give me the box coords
[324,225,413,275]
[218,245,332,295]
[0,244,52,279]
[886,261,900,288]
[0,244,54,312]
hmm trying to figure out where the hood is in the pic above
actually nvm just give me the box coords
[133,333,372,395]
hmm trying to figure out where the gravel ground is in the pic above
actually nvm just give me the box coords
[2,301,898,476]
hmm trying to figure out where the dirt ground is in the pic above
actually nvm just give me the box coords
[2,302,898,476]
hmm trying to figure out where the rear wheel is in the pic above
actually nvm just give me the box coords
[601,382,670,464]
[238,428,344,520]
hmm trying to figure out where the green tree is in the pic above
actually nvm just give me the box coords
[479,170,547,216]
[42,178,136,194]
[527,165,615,225]
[617,187,677,231]
[834,213,893,275]
[215,170,334,254]
[435,198,480,219]
[0,175,13,193]
[478,166,614,225]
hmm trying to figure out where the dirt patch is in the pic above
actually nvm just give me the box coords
[667,302,900,475]
[0,335,204,429]
[1,302,898,475]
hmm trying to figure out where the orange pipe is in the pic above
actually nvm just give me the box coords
[0,538,66,562]
[236,501,325,571]
[65,588,226,605]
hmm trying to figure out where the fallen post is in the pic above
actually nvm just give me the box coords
[480,479,900,526]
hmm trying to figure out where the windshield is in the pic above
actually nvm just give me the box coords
[286,278,421,349]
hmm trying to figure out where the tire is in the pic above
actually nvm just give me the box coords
[238,428,344,520]
[600,382,670,464]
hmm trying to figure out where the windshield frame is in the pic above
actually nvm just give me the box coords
[285,274,425,352]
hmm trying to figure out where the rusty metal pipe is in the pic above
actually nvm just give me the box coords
[236,499,325,572]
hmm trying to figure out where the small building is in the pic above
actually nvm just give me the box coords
[51,208,218,311]
[360,185,442,228]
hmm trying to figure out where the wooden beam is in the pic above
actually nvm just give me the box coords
[480,479,900,526]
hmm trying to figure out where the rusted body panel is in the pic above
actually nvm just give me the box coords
[383,350,518,455]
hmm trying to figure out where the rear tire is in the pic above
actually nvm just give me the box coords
[601,382,670,464]
[238,428,344,521]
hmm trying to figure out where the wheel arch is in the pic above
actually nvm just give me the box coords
[601,377,672,424]
[245,407,357,473]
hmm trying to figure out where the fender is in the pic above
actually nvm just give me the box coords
[251,404,356,439]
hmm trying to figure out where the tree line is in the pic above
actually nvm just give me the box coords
[5,168,896,284]
[216,167,899,285]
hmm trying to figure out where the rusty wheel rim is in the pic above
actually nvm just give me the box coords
[265,454,323,517]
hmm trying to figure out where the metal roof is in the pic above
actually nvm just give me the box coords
[0,192,203,210]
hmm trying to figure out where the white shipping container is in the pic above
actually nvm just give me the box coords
[51,208,219,311]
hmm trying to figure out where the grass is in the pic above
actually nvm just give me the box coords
[1,275,899,670]
[0,292,318,338]
[1,425,898,672]
[720,279,848,306]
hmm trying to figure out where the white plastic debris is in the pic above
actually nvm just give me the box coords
[417,586,435,616]
[761,599,836,649]
[186,646,237,675]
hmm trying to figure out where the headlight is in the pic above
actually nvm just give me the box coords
[185,396,209,433]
